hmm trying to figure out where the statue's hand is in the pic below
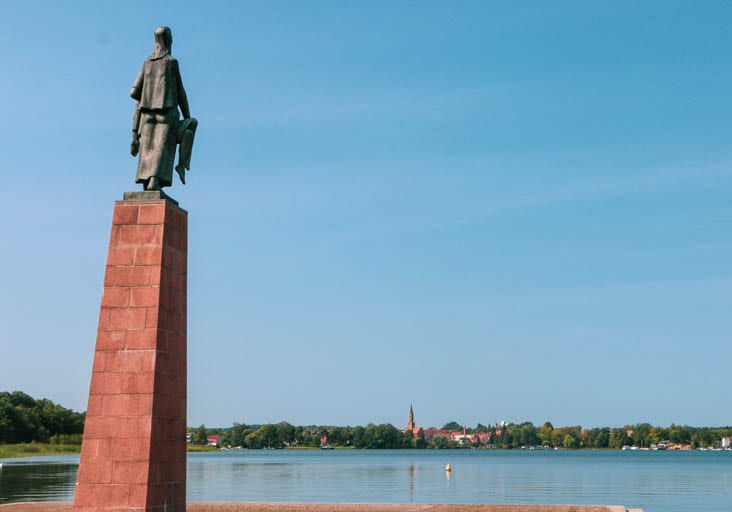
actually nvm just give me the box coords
[130,137,139,157]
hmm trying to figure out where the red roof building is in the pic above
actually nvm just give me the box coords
[402,405,497,445]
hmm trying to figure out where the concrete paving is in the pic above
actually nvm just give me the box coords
[0,502,643,512]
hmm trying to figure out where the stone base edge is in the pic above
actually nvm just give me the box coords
[122,190,179,205]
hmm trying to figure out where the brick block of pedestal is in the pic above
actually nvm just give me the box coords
[74,198,187,512]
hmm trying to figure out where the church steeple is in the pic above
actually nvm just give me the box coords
[406,404,415,432]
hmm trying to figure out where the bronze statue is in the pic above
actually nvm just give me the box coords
[130,27,198,191]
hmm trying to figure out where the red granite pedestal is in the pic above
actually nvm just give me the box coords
[73,198,187,512]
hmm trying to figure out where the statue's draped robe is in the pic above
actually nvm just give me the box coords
[131,55,190,187]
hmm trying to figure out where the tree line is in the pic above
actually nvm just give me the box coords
[194,422,413,449]
[0,391,85,444]
[3,390,730,450]
[496,422,732,449]
[193,420,732,450]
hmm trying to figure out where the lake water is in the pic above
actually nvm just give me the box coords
[1,449,731,512]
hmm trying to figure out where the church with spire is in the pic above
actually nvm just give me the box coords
[402,404,493,444]
[404,404,416,433]
[403,403,424,437]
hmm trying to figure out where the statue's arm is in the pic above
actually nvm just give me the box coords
[130,101,141,156]
[130,66,143,157]
[175,61,191,119]
[130,67,143,100]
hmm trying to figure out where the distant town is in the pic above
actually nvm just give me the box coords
[188,404,732,452]
[1,392,731,455]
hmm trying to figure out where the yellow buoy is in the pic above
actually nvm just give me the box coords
[445,463,451,472]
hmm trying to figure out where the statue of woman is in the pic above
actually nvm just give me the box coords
[130,26,197,190]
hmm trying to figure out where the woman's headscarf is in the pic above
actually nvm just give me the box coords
[150,26,172,60]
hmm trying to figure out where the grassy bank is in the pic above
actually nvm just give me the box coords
[0,443,81,459]
[186,444,219,452]
[0,443,231,459]
[284,446,355,450]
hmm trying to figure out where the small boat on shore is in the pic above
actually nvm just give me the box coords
[319,434,334,449]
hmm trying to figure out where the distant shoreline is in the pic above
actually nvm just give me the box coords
[0,444,80,460]
[3,443,730,460]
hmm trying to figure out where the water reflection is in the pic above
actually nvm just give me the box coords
[1,450,731,512]
[407,464,415,502]
[0,456,78,503]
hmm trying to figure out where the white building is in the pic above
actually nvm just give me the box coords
[722,436,732,449]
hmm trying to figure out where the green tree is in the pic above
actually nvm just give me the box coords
[442,421,462,431]
[194,424,208,445]
[222,422,246,447]
[276,422,296,447]
[257,424,278,448]
[0,391,84,444]
[369,423,403,448]
[538,422,554,446]
[413,428,426,449]
[609,428,628,449]
[430,435,450,449]
[352,426,366,448]
[668,424,692,445]
[692,429,714,449]
[499,426,513,448]
[512,422,538,448]
[587,427,610,448]
[551,429,564,448]
[633,423,652,447]
[244,430,263,449]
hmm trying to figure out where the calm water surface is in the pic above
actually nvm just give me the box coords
[1,450,731,512]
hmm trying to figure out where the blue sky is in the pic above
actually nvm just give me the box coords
[1,1,731,430]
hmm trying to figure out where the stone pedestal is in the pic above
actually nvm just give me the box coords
[73,198,187,512]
